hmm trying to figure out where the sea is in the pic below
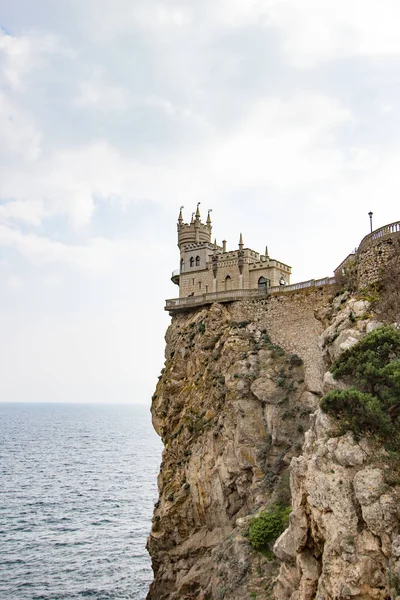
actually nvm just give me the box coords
[0,403,163,600]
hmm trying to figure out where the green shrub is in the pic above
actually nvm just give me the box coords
[321,326,400,450]
[321,388,393,439]
[248,504,291,555]
[331,325,400,394]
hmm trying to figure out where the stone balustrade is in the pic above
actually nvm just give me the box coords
[358,220,400,251]
[165,277,336,312]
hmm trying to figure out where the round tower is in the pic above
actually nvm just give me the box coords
[177,204,212,250]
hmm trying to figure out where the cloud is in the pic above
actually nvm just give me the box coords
[0,29,70,91]
[73,69,129,110]
[0,93,42,161]
[211,93,353,188]
[0,224,135,272]
[8,274,24,289]
[263,0,400,67]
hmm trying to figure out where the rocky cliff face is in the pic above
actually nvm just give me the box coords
[274,295,400,600]
[147,289,400,600]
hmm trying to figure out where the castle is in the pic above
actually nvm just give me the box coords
[172,204,291,298]
[166,206,400,314]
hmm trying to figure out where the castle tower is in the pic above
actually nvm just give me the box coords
[177,204,212,250]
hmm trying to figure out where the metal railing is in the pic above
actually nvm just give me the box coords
[165,277,336,311]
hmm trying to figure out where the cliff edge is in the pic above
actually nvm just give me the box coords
[147,233,400,600]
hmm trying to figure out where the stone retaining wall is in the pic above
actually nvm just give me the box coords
[357,234,400,288]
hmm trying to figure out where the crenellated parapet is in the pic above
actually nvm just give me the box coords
[177,204,212,248]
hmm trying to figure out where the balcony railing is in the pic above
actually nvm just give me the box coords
[165,277,336,312]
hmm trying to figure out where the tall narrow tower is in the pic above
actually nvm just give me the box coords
[176,205,213,298]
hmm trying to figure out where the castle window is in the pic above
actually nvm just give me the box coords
[198,281,201,290]
[180,258,184,272]
[258,276,267,292]
[195,255,200,266]
[190,257,194,267]
[225,275,232,291]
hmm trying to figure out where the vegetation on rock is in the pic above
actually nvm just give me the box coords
[321,325,400,450]
[248,504,291,555]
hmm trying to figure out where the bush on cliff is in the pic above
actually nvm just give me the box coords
[330,325,400,393]
[248,504,291,555]
[321,325,400,450]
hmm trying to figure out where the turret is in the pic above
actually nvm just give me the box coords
[177,206,184,231]
[238,233,244,274]
[194,203,201,242]
[212,238,218,277]
[177,205,212,250]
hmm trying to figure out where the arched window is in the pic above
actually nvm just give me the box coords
[195,256,200,266]
[258,276,270,292]
[180,258,185,273]
[225,275,232,291]
[189,257,194,267]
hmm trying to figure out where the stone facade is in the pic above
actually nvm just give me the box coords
[175,205,291,298]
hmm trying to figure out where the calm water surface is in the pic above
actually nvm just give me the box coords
[0,403,162,600]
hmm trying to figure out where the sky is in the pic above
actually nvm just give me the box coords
[0,0,399,404]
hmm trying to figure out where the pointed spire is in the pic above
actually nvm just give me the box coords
[239,232,244,249]
[178,206,184,224]
[191,212,195,224]
[207,209,212,227]
[195,202,201,220]
[265,245,269,258]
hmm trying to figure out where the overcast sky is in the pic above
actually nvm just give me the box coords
[0,1,399,404]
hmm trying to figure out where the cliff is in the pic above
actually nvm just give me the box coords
[147,231,400,600]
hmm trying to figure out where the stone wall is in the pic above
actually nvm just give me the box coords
[179,267,213,297]
[357,234,400,289]
[229,287,333,394]
[179,261,291,298]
